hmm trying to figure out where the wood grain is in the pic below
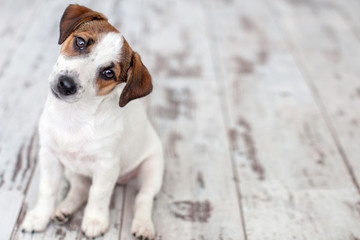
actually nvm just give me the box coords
[119,0,245,239]
[205,0,360,239]
[269,0,360,190]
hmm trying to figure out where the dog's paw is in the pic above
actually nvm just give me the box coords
[131,217,155,240]
[51,207,72,224]
[21,209,51,233]
[81,210,109,238]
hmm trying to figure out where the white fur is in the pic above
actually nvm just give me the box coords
[22,32,164,239]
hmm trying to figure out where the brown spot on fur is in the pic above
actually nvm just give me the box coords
[61,21,117,56]
[58,4,108,44]
[94,37,133,97]
[96,80,119,96]
[171,200,212,222]
[96,62,121,96]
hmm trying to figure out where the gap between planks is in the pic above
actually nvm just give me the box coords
[263,0,360,195]
[200,1,248,240]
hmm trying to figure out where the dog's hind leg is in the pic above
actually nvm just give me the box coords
[52,170,91,224]
[131,151,164,240]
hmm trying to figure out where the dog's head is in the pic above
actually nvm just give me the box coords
[50,4,152,107]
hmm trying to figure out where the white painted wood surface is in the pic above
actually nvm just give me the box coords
[269,0,360,189]
[204,0,360,239]
[0,0,360,239]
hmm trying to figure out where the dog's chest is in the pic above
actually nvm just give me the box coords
[41,106,119,176]
[50,123,99,175]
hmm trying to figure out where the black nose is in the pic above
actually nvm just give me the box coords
[57,75,77,96]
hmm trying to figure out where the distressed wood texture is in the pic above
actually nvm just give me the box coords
[205,0,360,239]
[119,0,245,239]
[1,0,360,239]
[269,0,360,189]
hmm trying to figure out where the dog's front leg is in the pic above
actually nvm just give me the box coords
[81,163,119,238]
[22,148,63,232]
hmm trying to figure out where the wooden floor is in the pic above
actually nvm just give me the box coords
[1,0,360,239]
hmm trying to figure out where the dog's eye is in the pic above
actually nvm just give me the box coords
[75,37,86,50]
[102,69,115,80]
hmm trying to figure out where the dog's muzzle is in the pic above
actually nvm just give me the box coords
[56,75,77,96]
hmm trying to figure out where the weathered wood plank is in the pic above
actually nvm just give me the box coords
[116,0,245,239]
[124,0,215,79]
[0,0,59,235]
[319,0,360,40]
[0,0,44,78]
[269,0,360,191]
[205,0,360,239]
[0,0,77,237]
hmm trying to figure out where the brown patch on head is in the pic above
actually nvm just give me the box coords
[94,43,153,106]
[96,62,121,96]
[59,4,117,56]
[61,20,118,56]
[58,4,107,44]
[96,39,133,96]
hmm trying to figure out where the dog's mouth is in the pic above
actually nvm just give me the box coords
[51,88,61,99]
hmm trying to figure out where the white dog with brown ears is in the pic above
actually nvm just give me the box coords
[21,4,164,239]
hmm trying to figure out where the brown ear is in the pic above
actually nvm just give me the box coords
[119,52,153,107]
[58,4,107,44]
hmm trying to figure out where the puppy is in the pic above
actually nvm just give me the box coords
[21,4,164,239]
